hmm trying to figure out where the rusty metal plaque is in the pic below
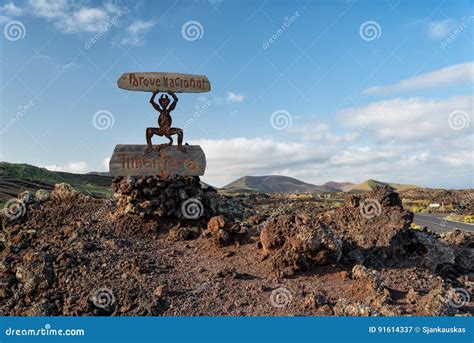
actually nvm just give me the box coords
[117,72,211,93]
[109,145,206,177]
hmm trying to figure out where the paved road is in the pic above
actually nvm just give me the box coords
[413,213,474,234]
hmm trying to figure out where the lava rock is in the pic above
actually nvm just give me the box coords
[319,186,413,250]
[208,215,226,234]
[18,191,35,205]
[260,214,342,275]
[51,183,79,201]
[112,175,216,219]
[35,189,51,202]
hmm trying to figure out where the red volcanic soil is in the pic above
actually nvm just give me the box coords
[1,183,472,316]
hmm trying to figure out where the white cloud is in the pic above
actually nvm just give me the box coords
[213,91,245,104]
[194,93,473,189]
[194,132,472,189]
[363,62,474,95]
[102,157,110,170]
[36,92,472,189]
[44,161,88,173]
[28,0,68,19]
[194,137,321,187]
[225,92,244,103]
[0,2,24,22]
[1,2,23,16]
[65,7,109,33]
[57,61,80,72]
[31,0,117,33]
[338,95,473,141]
[1,0,125,34]
[128,20,154,34]
[426,19,457,39]
[120,20,155,46]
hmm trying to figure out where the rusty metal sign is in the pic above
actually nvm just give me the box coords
[109,145,206,177]
[117,72,211,93]
[112,71,211,177]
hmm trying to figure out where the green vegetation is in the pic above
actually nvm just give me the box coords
[464,216,474,224]
[444,214,474,225]
[349,179,418,192]
[0,162,113,206]
[410,222,424,230]
[440,204,453,212]
[411,206,428,213]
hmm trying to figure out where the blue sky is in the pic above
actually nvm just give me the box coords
[0,0,473,188]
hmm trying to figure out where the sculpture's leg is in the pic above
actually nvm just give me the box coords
[165,134,173,146]
[145,127,160,153]
[169,127,186,153]
[154,127,170,152]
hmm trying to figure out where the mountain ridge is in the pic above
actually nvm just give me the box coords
[347,179,419,192]
[0,162,113,205]
[1,162,421,203]
[221,175,419,193]
[222,175,343,193]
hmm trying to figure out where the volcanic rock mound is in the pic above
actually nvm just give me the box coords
[1,182,472,316]
[112,176,216,219]
[260,214,342,276]
[319,186,413,250]
[205,215,242,247]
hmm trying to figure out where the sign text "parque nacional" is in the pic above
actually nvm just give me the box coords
[117,72,211,93]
